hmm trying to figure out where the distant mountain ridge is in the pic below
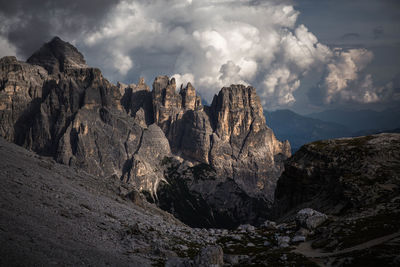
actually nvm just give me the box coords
[265,109,400,152]
[264,109,352,152]
[307,108,400,132]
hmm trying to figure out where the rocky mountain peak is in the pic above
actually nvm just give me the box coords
[136,77,149,91]
[27,36,88,74]
[0,56,18,64]
[0,37,291,228]
[211,84,265,142]
[180,82,202,110]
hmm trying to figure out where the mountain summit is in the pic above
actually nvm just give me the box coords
[0,37,290,227]
[27,36,88,74]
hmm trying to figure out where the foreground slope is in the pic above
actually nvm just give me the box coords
[273,133,400,266]
[0,137,218,266]
[0,137,316,266]
[2,133,399,266]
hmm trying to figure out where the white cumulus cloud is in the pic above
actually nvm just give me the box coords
[80,0,386,108]
[321,48,381,104]
[0,36,17,58]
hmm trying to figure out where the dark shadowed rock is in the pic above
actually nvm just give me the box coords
[0,56,48,144]
[151,77,290,200]
[274,133,400,218]
[194,245,224,266]
[209,85,291,200]
[27,36,88,74]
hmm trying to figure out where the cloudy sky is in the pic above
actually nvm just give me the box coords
[0,0,399,113]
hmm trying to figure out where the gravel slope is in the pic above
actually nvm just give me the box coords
[0,137,212,266]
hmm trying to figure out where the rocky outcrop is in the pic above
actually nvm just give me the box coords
[151,78,291,202]
[209,85,291,199]
[0,37,169,197]
[273,133,400,218]
[0,37,290,228]
[27,36,88,74]
[148,77,290,226]
[152,157,272,228]
[295,208,328,230]
[0,56,48,143]
[273,134,400,261]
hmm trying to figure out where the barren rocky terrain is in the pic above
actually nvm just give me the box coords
[1,37,400,266]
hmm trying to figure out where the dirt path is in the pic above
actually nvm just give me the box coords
[293,231,400,259]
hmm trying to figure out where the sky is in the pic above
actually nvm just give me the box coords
[0,0,399,114]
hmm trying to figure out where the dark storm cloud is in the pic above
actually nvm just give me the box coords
[1,0,399,112]
[0,0,121,58]
[373,26,384,39]
[341,33,361,40]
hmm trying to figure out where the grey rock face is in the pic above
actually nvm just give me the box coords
[0,37,290,228]
[151,76,290,197]
[27,36,88,74]
[0,56,48,143]
[145,75,290,226]
[0,39,168,198]
[209,85,291,200]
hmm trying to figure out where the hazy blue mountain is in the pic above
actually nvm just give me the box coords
[352,128,400,137]
[264,109,352,153]
[307,108,400,132]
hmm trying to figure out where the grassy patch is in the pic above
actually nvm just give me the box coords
[170,236,202,259]
[336,212,400,249]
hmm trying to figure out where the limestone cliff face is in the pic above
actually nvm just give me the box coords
[209,85,291,199]
[0,37,290,227]
[144,76,291,226]
[151,78,290,201]
[0,56,48,143]
[0,37,169,197]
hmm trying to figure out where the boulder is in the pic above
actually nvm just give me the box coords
[296,208,328,230]
[277,236,291,248]
[291,235,306,243]
[194,245,224,267]
[262,220,277,230]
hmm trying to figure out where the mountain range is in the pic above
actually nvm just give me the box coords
[0,36,290,228]
[307,108,400,132]
[1,37,399,266]
[265,109,400,152]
